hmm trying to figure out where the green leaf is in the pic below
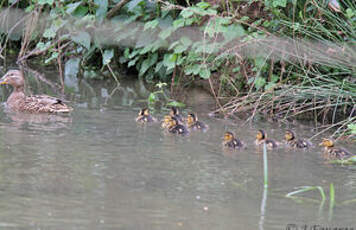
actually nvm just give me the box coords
[43,28,56,38]
[196,2,210,9]
[144,19,159,31]
[181,9,194,18]
[199,66,211,79]
[185,64,200,75]
[166,101,185,107]
[159,27,175,40]
[224,24,245,41]
[163,53,177,70]
[65,58,80,78]
[66,2,82,14]
[71,31,91,49]
[254,77,266,90]
[148,92,158,103]
[38,0,54,5]
[45,52,59,64]
[102,49,114,65]
[173,18,185,29]
[94,0,108,20]
[127,0,144,11]
[272,0,287,8]
[72,6,89,17]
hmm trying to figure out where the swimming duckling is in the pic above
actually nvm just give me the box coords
[186,113,208,131]
[319,138,352,160]
[223,131,245,149]
[135,108,157,123]
[255,129,279,149]
[167,116,189,135]
[161,115,173,129]
[170,107,184,123]
[284,130,312,149]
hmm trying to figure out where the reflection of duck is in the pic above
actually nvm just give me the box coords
[167,116,189,135]
[319,138,352,160]
[0,70,73,113]
[169,107,184,123]
[135,108,157,123]
[223,131,244,149]
[285,130,312,149]
[186,113,208,131]
[255,129,279,149]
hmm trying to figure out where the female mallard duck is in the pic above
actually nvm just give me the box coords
[223,131,245,149]
[167,116,189,136]
[0,70,72,113]
[169,107,184,123]
[255,129,279,149]
[135,108,157,123]
[284,130,312,149]
[186,113,208,131]
[319,138,352,160]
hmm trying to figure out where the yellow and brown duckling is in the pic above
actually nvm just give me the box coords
[223,131,245,149]
[186,113,208,131]
[0,70,73,113]
[284,130,312,149]
[167,116,189,136]
[169,107,184,123]
[319,138,352,160]
[135,108,157,123]
[255,129,279,149]
[161,115,173,129]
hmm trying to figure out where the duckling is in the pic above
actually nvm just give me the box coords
[169,107,184,123]
[255,129,279,149]
[161,115,173,129]
[284,130,312,149]
[186,113,208,131]
[223,131,245,149]
[0,70,72,113]
[135,108,157,123]
[167,116,189,136]
[319,138,352,160]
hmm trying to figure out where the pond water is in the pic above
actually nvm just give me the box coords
[0,68,354,230]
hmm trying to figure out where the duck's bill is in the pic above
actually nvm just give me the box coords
[0,79,8,85]
[318,142,324,146]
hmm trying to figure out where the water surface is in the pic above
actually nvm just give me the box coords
[0,69,354,230]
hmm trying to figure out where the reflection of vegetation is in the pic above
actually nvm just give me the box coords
[147,82,185,110]
[0,0,355,136]
[286,183,356,220]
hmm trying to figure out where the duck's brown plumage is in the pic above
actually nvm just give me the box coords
[319,138,352,160]
[0,70,72,113]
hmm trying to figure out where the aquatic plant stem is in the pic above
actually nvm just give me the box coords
[263,142,268,188]
[329,183,335,221]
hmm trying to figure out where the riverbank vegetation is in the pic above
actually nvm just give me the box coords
[0,0,355,138]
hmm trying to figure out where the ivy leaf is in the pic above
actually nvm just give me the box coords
[43,28,56,38]
[181,9,194,18]
[71,31,91,49]
[65,58,80,78]
[94,0,108,21]
[144,19,159,31]
[166,101,185,107]
[102,49,114,65]
[199,66,211,79]
[66,2,82,14]
[38,0,54,5]
[254,77,266,90]
[272,0,287,8]
[159,27,175,40]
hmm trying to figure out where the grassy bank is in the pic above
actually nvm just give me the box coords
[0,0,355,138]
